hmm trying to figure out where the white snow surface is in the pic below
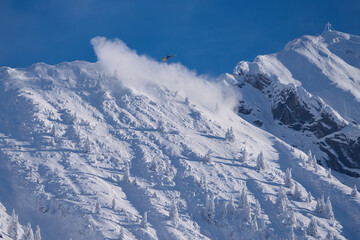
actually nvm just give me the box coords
[235,30,360,122]
[0,36,359,240]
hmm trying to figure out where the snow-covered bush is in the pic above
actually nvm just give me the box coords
[123,162,131,183]
[169,199,179,228]
[140,212,148,229]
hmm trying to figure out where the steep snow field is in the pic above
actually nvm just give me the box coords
[0,35,360,240]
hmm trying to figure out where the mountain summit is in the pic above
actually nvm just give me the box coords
[0,31,359,239]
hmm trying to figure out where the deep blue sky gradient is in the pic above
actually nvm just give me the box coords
[1,0,359,75]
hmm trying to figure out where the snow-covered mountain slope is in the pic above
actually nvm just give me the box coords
[228,29,360,178]
[0,36,360,240]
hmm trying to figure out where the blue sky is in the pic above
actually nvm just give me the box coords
[1,0,359,76]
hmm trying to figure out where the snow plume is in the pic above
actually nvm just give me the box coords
[91,37,238,112]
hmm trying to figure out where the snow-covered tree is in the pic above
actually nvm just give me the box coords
[294,183,303,201]
[351,185,359,198]
[50,125,56,137]
[169,199,179,228]
[227,196,236,217]
[157,120,166,132]
[149,158,158,172]
[242,148,249,164]
[219,200,228,221]
[83,137,91,154]
[299,155,306,167]
[164,159,171,176]
[200,175,207,189]
[111,197,116,210]
[327,168,332,179]
[8,209,19,240]
[307,149,313,162]
[251,215,258,231]
[203,150,213,163]
[254,199,261,218]
[204,194,215,223]
[256,151,266,171]
[324,196,334,220]
[289,226,295,240]
[118,227,124,240]
[284,168,294,188]
[140,211,148,229]
[243,200,252,222]
[306,191,312,203]
[184,97,190,106]
[307,217,318,237]
[34,226,41,240]
[275,187,289,214]
[21,223,34,240]
[225,127,236,142]
[123,161,131,183]
[239,188,249,209]
[286,209,296,226]
[95,202,101,215]
[325,231,334,240]
[315,195,325,215]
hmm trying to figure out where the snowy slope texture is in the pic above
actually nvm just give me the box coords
[230,27,360,177]
[0,36,359,240]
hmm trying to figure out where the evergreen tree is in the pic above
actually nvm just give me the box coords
[294,183,303,201]
[284,168,294,188]
[204,194,215,223]
[225,127,236,142]
[287,209,296,226]
[149,158,158,172]
[315,195,325,215]
[164,159,171,176]
[227,196,236,217]
[325,231,334,240]
[95,202,101,215]
[21,223,34,240]
[299,155,306,167]
[275,187,289,214]
[83,137,91,154]
[324,197,334,220]
[169,199,179,228]
[251,215,258,231]
[34,226,41,240]
[256,151,266,171]
[118,228,125,240]
[140,211,148,229]
[111,197,116,210]
[239,189,249,209]
[8,209,19,240]
[254,199,261,218]
[242,148,248,164]
[306,191,312,203]
[123,161,131,183]
[351,185,359,198]
[307,149,313,162]
[289,226,295,240]
[219,200,228,222]
[157,121,165,132]
[118,227,124,240]
[203,150,213,163]
[307,217,318,237]
[50,125,56,137]
[327,168,332,179]
[184,97,190,106]
[243,201,252,223]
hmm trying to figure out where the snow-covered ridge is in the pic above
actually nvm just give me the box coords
[0,35,360,240]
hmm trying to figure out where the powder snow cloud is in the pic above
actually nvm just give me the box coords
[91,37,238,112]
